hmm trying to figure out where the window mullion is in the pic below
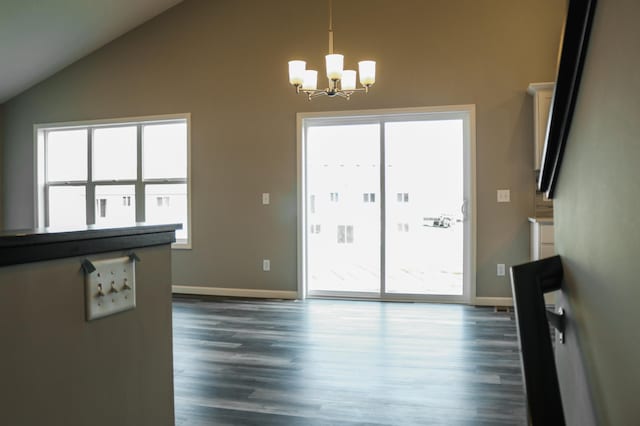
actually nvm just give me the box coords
[44,132,50,227]
[44,183,50,228]
[91,180,138,185]
[86,129,96,225]
[380,120,387,296]
[142,178,187,184]
[135,124,145,223]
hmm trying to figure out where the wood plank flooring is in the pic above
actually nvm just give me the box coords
[173,297,526,425]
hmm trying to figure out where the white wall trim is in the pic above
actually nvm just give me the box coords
[296,113,306,300]
[172,285,298,300]
[33,113,191,130]
[33,113,192,249]
[173,286,510,305]
[474,297,513,307]
[297,105,476,304]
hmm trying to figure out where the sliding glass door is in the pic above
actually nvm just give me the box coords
[299,107,474,302]
[384,120,464,296]
[305,124,381,296]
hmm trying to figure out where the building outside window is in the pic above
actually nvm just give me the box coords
[397,192,409,202]
[337,225,354,244]
[397,222,410,232]
[36,114,191,248]
[310,194,316,213]
[98,199,107,218]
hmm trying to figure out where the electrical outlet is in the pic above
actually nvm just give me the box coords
[262,259,270,271]
[262,193,270,205]
[497,263,506,276]
[497,189,511,203]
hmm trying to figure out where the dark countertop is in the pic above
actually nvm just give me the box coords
[0,223,181,267]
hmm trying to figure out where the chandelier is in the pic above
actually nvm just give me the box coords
[288,0,376,100]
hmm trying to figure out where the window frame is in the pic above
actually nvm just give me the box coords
[296,105,477,303]
[34,113,192,249]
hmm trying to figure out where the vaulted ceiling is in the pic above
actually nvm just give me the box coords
[0,0,184,103]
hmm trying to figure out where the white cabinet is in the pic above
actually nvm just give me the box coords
[529,217,554,261]
[528,82,554,170]
[530,217,556,304]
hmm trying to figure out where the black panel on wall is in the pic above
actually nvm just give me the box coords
[538,0,597,197]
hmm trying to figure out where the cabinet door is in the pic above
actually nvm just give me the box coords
[540,243,555,259]
[540,224,554,244]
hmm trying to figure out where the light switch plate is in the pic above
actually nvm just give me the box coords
[262,259,270,271]
[262,193,270,205]
[497,189,511,203]
[497,263,506,276]
[85,256,136,321]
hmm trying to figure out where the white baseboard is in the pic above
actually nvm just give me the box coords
[474,297,513,307]
[173,286,511,306]
[172,285,298,300]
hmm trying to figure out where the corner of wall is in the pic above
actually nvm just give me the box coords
[552,0,640,424]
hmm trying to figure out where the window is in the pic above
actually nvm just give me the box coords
[36,114,191,248]
[337,225,354,244]
[396,192,409,203]
[397,222,410,233]
[98,199,107,218]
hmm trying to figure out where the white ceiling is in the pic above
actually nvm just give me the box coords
[0,0,184,103]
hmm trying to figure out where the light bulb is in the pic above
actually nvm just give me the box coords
[358,60,376,86]
[303,70,318,90]
[288,60,306,85]
[341,70,356,90]
[325,54,344,80]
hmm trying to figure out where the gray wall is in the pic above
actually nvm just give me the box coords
[0,103,4,229]
[0,245,175,426]
[1,0,564,297]
[554,0,640,424]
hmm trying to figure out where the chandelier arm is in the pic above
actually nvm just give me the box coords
[302,89,327,96]
[307,91,329,100]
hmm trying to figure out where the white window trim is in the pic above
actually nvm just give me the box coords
[33,113,192,249]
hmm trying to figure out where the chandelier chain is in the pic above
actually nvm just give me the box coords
[328,0,334,54]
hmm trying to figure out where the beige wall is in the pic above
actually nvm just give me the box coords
[554,0,640,424]
[1,0,564,298]
[0,245,175,426]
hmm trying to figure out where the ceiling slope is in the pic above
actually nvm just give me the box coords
[0,0,183,103]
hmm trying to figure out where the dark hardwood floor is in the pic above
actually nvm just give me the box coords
[172,297,526,426]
